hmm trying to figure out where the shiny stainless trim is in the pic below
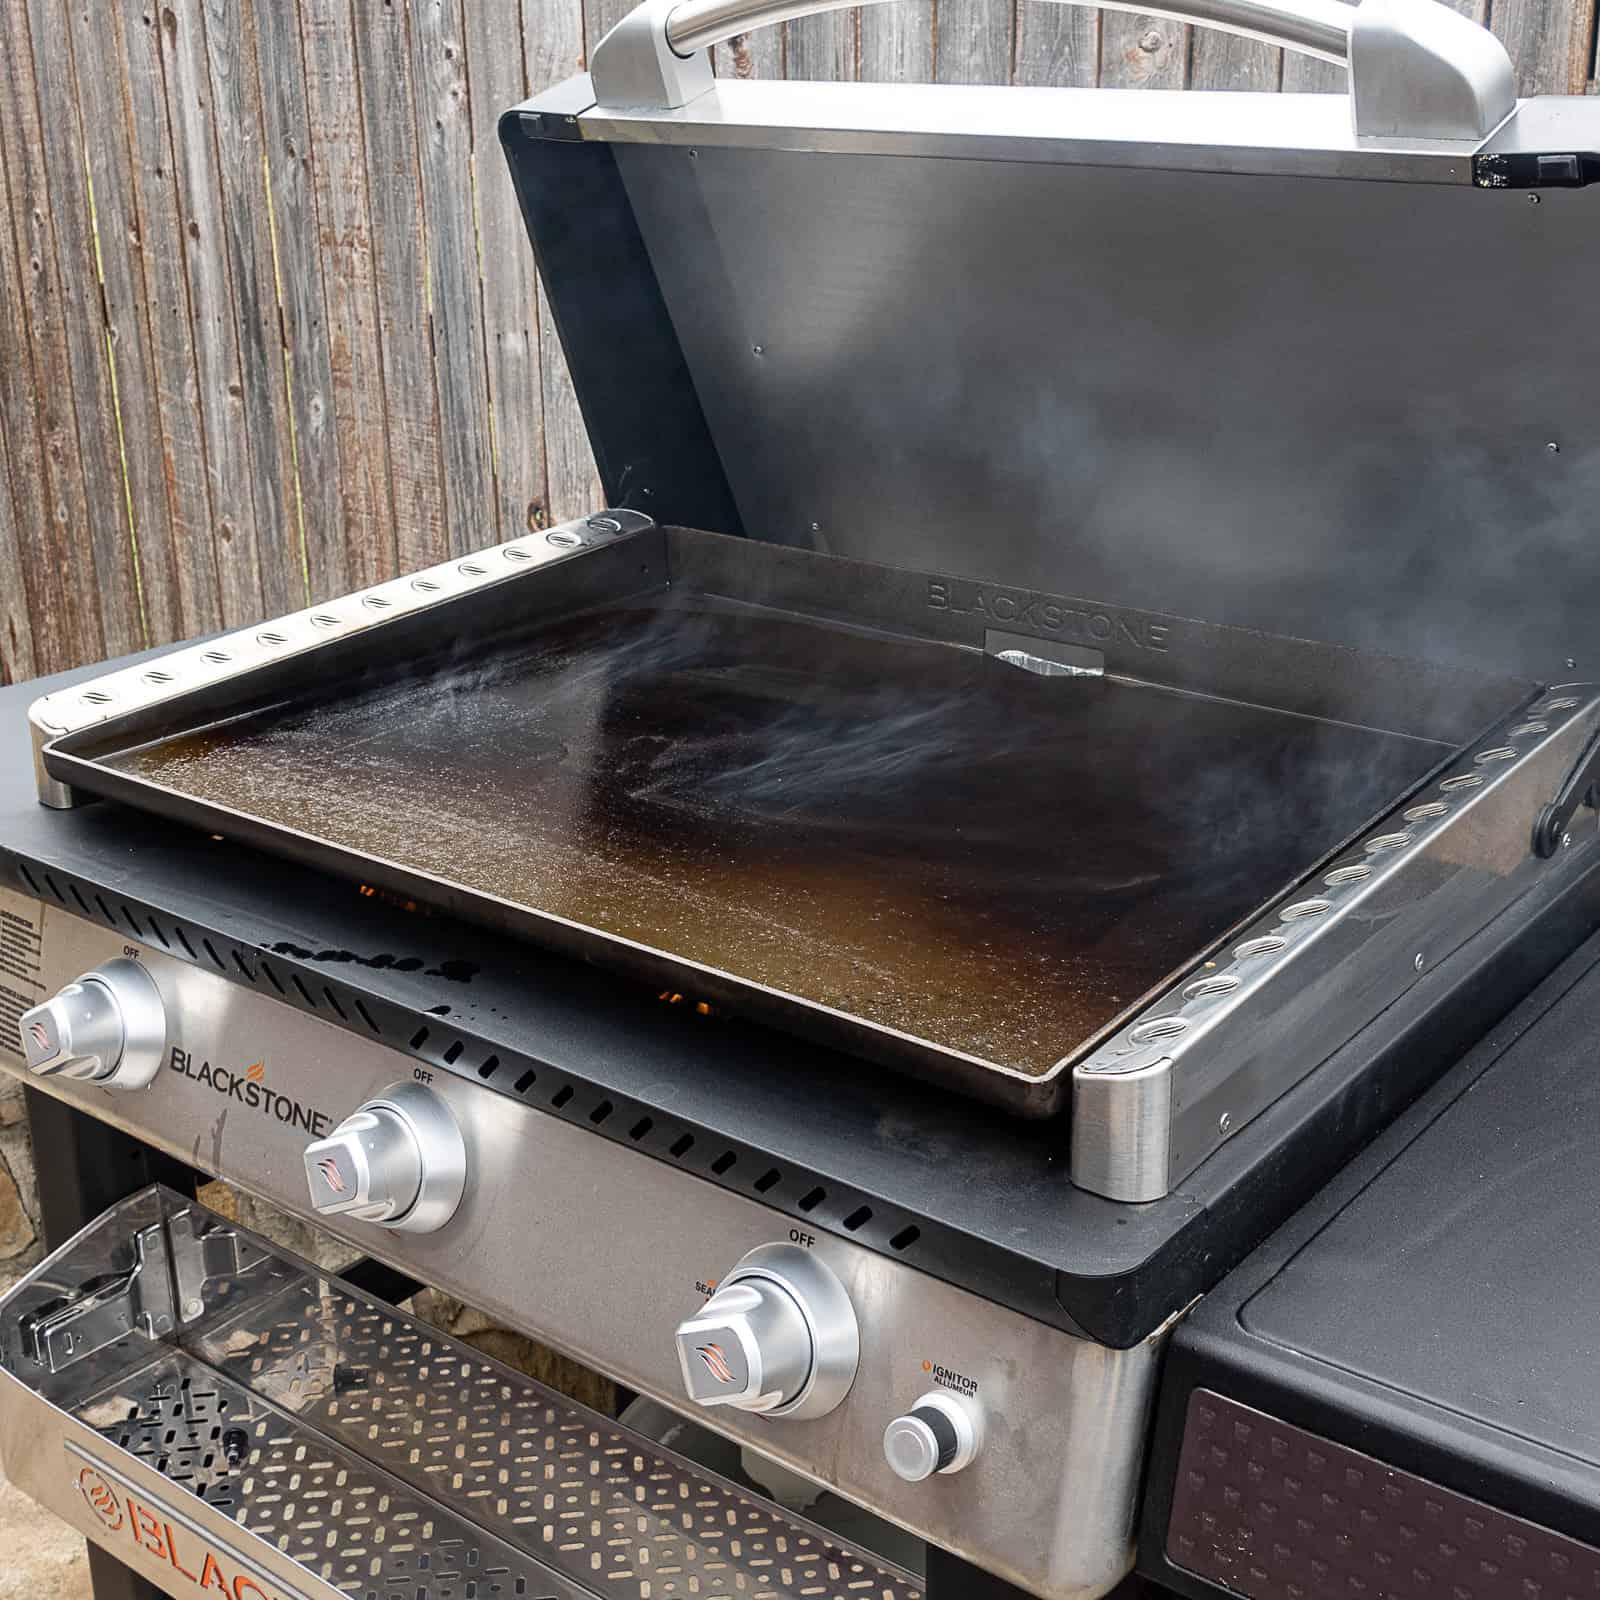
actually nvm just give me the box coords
[667,0,1352,60]
[3,903,1166,1599]
[27,510,655,807]
[1072,686,1600,1201]
[592,0,1515,142]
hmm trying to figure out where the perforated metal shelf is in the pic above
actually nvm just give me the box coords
[0,1190,919,1600]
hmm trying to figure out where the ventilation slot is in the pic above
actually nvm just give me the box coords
[843,1206,872,1232]
[754,1169,781,1194]
[589,1100,613,1125]
[353,1000,380,1033]
[477,1054,500,1080]
[144,915,171,950]
[230,951,255,982]
[121,905,143,938]
[16,863,39,895]
[628,1117,653,1142]
[290,974,315,1008]
[513,1069,536,1094]
[442,1040,463,1065]
[254,961,283,994]
[408,1027,430,1051]
[44,874,67,904]
[68,882,92,916]
[174,926,196,960]
[711,1152,737,1176]
[799,1187,825,1213]
[670,1134,695,1159]
[322,988,346,1021]
[552,1085,575,1109]
[201,940,226,972]
[890,1226,921,1251]
[94,893,114,924]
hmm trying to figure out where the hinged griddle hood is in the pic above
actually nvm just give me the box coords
[25,8,1600,1207]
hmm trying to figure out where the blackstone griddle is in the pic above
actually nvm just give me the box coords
[7,3,1600,1599]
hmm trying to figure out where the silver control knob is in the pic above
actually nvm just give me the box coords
[303,1081,466,1234]
[674,1243,858,1421]
[20,958,166,1091]
[883,1391,983,1482]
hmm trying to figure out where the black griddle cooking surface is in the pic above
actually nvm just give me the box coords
[86,595,1448,1108]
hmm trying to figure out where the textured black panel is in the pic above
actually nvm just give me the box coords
[1169,1391,1600,1600]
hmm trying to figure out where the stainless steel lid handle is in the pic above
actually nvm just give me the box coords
[589,0,1515,144]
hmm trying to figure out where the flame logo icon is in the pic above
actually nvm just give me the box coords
[696,1342,735,1384]
[26,1020,50,1053]
[244,1061,265,1083]
[315,1157,346,1195]
[76,1466,123,1532]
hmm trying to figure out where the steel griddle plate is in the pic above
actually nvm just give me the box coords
[84,595,1448,1113]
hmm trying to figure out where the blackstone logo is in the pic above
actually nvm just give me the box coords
[169,1047,331,1137]
[77,1465,124,1532]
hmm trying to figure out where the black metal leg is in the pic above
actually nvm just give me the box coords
[924,1546,1039,1598]
[26,1086,195,1245]
[26,1089,197,1600]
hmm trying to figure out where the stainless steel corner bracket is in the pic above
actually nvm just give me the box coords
[28,510,655,809]
[1071,687,1600,1202]
[590,0,1516,144]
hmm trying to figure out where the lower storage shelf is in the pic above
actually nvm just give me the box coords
[0,1186,921,1600]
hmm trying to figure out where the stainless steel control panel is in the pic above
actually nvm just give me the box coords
[0,886,1163,1600]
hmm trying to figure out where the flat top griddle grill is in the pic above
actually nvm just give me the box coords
[81,581,1451,1106]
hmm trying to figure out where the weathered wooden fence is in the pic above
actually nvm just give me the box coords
[1,0,1595,684]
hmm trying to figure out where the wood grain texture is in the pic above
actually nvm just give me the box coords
[714,25,786,78]
[113,1,226,639]
[252,0,347,600]
[1014,2,1099,86]
[296,0,401,593]
[353,0,450,572]
[526,0,602,521]
[1098,11,1189,87]
[157,0,270,628]
[860,0,933,83]
[465,1,548,538]
[786,9,858,81]
[1189,29,1281,90]
[0,0,110,672]
[67,0,183,646]
[411,0,500,555]
[0,226,40,682]
[201,0,307,618]
[1491,0,1597,92]
[1280,52,1344,91]
[937,0,1012,83]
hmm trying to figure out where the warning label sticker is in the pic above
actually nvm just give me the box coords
[0,884,44,1063]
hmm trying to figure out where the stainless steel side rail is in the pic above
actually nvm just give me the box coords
[0,1186,922,1600]
[589,0,1516,145]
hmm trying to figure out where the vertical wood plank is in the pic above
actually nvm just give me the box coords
[296,0,401,592]
[786,10,858,81]
[200,0,307,618]
[1189,30,1281,90]
[157,0,270,628]
[354,0,450,571]
[1280,53,1344,91]
[61,0,186,648]
[114,3,225,638]
[0,428,38,684]
[22,0,150,659]
[411,0,500,555]
[527,0,603,520]
[1014,3,1099,86]
[253,0,349,600]
[1,0,111,671]
[1490,0,1597,92]
[937,0,1012,83]
[1098,12,1188,87]
[465,1,549,538]
[580,0,636,61]
[860,1,933,83]
[713,26,786,78]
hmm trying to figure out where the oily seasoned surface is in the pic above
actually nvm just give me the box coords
[107,600,1447,1081]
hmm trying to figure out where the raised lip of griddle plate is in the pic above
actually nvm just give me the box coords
[34,526,1536,1122]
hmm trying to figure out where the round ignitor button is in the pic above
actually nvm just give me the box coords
[19,957,166,1091]
[883,1391,984,1482]
[674,1243,859,1421]
[302,1080,466,1234]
